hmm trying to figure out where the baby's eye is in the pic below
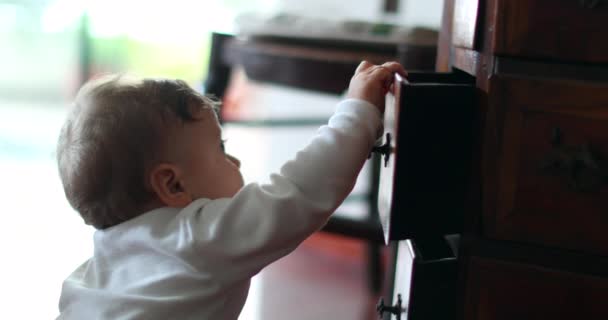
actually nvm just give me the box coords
[220,139,227,153]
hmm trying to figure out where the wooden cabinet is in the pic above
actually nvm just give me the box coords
[466,257,608,320]
[451,0,608,63]
[379,0,608,319]
[441,0,608,318]
[463,239,608,320]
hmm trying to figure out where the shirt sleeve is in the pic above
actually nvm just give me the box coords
[177,98,383,284]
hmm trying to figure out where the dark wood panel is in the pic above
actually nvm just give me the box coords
[465,256,608,320]
[484,76,608,255]
[494,56,608,82]
[493,0,608,63]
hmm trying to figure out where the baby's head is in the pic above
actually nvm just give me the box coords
[57,75,243,229]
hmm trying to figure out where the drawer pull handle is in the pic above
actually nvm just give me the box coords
[579,0,605,9]
[539,127,608,192]
[369,132,392,167]
[376,294,405,320]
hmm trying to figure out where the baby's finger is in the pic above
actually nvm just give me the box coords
[381,61,408,77]
[355,60,374,74]
[370,67,394,94]
[370,65,396,82]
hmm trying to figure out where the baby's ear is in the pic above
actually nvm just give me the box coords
[149,163,192,207]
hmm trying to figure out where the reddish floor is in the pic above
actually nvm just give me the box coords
[245,232,388,320]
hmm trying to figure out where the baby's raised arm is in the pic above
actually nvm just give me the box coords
[182,61,407,284]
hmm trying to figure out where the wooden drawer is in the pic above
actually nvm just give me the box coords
[382,236,459,320]
[464,255,608,320]
[377,72,476,242]
[492,0,608,63]
[487,76,608,255]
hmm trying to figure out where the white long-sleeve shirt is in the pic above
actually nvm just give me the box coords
[57,99,383,319]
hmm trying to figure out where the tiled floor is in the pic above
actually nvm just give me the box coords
[0,80,386,319]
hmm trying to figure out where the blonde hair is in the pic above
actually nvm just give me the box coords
[57,75,219,229]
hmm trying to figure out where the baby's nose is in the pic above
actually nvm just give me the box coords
[227,154,241,168]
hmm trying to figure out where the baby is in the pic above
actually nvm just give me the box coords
[56,61,407,319]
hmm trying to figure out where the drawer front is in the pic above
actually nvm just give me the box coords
[489,77,608,255]
[378,73,476,242]
[465,256,608,320]
[493,0,608,63]
[386,238,458,320]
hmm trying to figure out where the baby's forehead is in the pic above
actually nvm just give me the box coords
[165,109,221,155]
[174,108,221,137]
[189,103,220,121]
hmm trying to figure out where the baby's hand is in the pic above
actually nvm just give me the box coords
[346,61,408,113]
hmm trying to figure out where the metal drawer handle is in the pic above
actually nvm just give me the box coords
[579,0,605,9]
[376,294,405,320]
[369,132,392,167]
[539,127,608,192]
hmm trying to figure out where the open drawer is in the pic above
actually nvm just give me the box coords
[380,235,460,320]
[374,71,477,242]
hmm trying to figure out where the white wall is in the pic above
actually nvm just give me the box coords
[399,0,444,28]
[274,0,444,28]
